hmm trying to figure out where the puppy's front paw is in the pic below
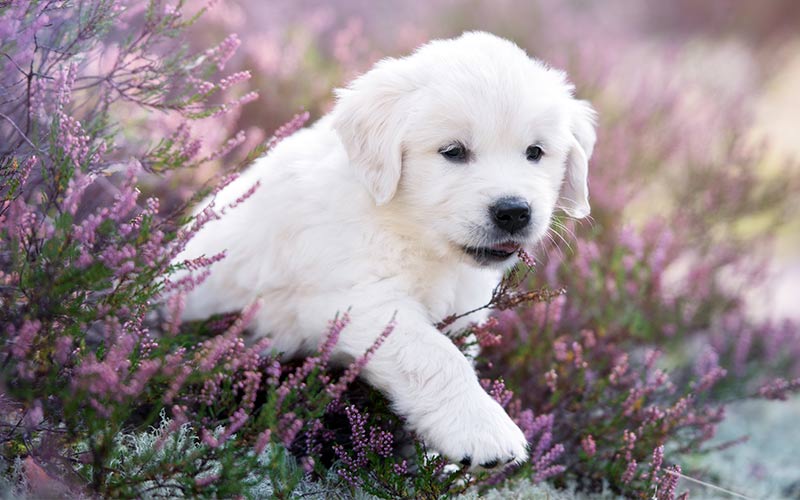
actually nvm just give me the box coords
[415,390,528,470]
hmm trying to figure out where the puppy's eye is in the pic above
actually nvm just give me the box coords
[526,145,544,162]
[439,142,469,163]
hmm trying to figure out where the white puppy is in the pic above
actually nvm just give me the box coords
[176,31,596,469]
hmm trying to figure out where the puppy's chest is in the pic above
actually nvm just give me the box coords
[413,267,499,327]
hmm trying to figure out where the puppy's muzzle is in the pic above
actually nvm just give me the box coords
[490,197,531,234]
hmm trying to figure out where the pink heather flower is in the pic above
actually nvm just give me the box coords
[518,248,536,267]
[621,459,638,484]
[318,312,350,364]
[691,348,727,393]
[369,427,393,458]
[218,70,251,90]
[533,463,567,483]
[757,377,800,401]
[327,319,395,400]
[223,408,249,442]
[206,130,246,162]
[195,474,219,488]
[11,319,41,359]
[279,413,304,447]
[610,353,629,384]
[265,111,310,150]
[622,429,637,456]
[581,435,596,457]
[393,460,409,475]
[164,293,186,336]
[88,398,111,418]
[188,75,215,95]
[181,251,227,272]
[209,92,259,118]
[62,172,94,215]
[12,156,36,192]
[525,413,564,473]
[571,342,587,369]
[228,180,261,209]
[650,445,664,482]
[55,62,77,110]
[644,349,662,370]
[532,443,566,483]
[163,365,192,404]
[124,359,161,397]
[553,339,569,361]
[300,456,316,473]
[170,121,202,160]
[473,316,502,347]
[344,405,368,466]
[580,329,596,348]
[201,428,219,449]
[544,369,558,392]
[485,378,514,408]
[659,465,681,500]
[54,335,74,364]
[206,33,241,69]
[254,428,272,455]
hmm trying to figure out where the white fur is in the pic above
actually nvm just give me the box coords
[174,32,596,469]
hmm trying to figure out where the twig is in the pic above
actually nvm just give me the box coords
[664,469,757,500]
[0,111,38,150]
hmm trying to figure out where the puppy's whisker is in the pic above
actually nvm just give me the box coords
[547,225,573,254]
[543,232,560,261]
[552,219,577,241]
[545,231,566,260]
[550,223,576,254]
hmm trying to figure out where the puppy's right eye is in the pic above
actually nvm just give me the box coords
[439,142,469,163]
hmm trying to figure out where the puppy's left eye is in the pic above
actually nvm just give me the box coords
[526,145,544,162]
[439,142,469,163]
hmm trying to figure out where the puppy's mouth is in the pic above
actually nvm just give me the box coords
[462,241,521,264]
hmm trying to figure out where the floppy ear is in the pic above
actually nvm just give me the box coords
[559,99,597,219]
[331,58,416,206]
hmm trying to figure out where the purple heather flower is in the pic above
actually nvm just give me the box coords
[658,465,681,500]
[757,377,800,401]
[218,70,251,91]
[369,427,393,458]
[650,445,664,482]
[206,34,241,70]
[195,474,220,488]
[327,319,395,400]
[544,369,558,392]
[393,460,409,475]
[264,111,310,150]
[10,319,41,359]
[621,459,638,484]
[581,435,597,457]
[254,428,272,455]
[206,130,246,162]
[486,378,514,408]
[318,312,351,364]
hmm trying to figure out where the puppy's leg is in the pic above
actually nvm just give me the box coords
[335,304,529,470]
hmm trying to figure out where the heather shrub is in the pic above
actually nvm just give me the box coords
[0,1,307,496]
[2,1,800,499]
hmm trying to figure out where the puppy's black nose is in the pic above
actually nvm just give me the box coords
[490,197,531,233]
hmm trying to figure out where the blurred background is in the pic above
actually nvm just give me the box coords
[173,1,800,496]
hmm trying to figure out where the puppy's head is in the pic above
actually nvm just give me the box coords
[332,32,597,268]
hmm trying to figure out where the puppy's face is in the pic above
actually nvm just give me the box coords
[333,32,596,268]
